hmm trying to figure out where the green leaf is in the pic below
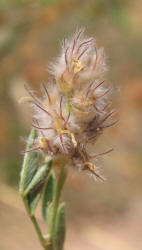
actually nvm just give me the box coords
[24,161,52,195]
[55,203,66,250]
[42,171,56,224]
[26,161,52,215]
[27,190,41,216]
[20,128,38,193]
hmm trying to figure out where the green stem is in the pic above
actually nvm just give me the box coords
[48,161,67,249]
[22,195,46,249]
[31,215,45,247]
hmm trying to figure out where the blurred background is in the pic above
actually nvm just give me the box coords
[0,0,142,249]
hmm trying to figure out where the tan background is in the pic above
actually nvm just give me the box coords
[0,0,142,249]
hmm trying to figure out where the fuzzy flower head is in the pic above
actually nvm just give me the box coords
[50,28,106,94]
[24,29,117,181]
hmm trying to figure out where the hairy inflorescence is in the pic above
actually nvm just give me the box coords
[24,28,118,181]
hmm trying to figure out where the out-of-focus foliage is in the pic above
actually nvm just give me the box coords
[0,0,142,249]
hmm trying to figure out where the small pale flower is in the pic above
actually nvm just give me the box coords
[71,80,110,122]
[50,28,106,94]
[25,83,76,156]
